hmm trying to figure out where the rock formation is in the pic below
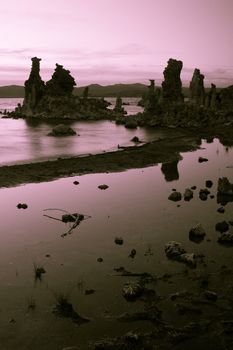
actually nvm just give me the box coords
[113,95,125,114]
[189,69,205,105]
[46,64,76,96]
[162,59,183,103]
[24,57,45,114]
[145,79,159,113]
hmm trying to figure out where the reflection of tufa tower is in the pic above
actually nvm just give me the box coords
[24,57,45,114]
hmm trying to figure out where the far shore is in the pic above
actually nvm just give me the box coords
[0,126,231,188]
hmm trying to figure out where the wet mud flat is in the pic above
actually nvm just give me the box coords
[0,126,224,188]
[1,127,233,349]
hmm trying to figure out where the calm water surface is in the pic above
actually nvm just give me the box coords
[0,138,233,349]
[0,98,147,165]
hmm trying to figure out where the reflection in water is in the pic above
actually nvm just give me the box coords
[161,159,179,182]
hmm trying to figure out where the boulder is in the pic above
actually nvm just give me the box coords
[48,124,76,136]
[168,191,182,201]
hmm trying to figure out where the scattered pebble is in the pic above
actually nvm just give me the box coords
[73,181,79,185]
[114,237,124,245]
[129,249,136,258]
[97,258,103,262]
[198,157,208,163]
[205,180,213,188]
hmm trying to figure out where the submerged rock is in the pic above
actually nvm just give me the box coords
[98,184,109,190]
[189,223,206,243]
[184,188,194,201]
[48,124,76,136]
[168,191,182,201]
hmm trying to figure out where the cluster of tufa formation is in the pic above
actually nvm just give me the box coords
[13,57,111,119]
[139,58,233,128]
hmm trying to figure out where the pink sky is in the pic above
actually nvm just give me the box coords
[0,0,232,86]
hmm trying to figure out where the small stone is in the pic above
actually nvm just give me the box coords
[191,186,197,190]
[73,181,79,185]
[168,191,182,202]
[97,257,103,262]
[165,241,186,258]
[98,184,109,190]
[114,237,124,245]
[198,157,208,163]
[217,206,225,213]
[215,221,229,233]
[131,136,140,143]
[45,254,50,258]
[205,180,213,188]
[217,177,233,195]
[204,290,218,301]
[48,124,76,136]
[218,232,233,244]
[210,195,215,199]
[179,253,197,268]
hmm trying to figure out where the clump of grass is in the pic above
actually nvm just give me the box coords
[53,292,89,324]
[33,262,46,281]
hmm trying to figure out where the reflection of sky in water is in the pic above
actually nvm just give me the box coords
[0,138,233,348]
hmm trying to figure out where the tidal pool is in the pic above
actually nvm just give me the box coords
[0,138,233,349]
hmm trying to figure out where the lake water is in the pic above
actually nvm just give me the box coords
[0,98,148,166]
[0,137,233,349]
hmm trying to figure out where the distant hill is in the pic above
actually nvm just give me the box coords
[0,85,24,98]
[0,83,214,99]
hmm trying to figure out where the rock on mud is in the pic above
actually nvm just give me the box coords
[165,241,196,267]
[215,221,229,233]
[218,232,233,244]
[189,223,206,243]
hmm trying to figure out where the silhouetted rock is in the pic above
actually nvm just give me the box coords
[198,157,208,163]
[48,124,76,136]
[162,58,184,104]
[98,184,109,190]
[17,203,28,209]
[125,120,137,129]
[113,95,126,115]
[46,64,76,97]
[115,237,124,245]
[24,57,45,115]
[218,232,233,244]
[131,136,141,143]
[189,69,205,105]
[218,85,233,111]
[217,206,225,213]
[205,180,213,188]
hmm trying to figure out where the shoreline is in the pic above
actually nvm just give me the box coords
[0,126,231,189]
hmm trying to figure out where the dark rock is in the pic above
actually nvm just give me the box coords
[210,195,215,199]
[205,180,213,188]
[122,281,144,301]
[217,206,225,213]
[98,184,109,190]
[114,237,124,245]
[179,253,197,267]
[73,181,79,185]
[184,188,193,201]
[198,157,208,163]
[199,188,210,200]
[48,124,76,136]
[165,241,186,258]
[161,160,179,182]
[113,95,126,115]
[204,290,218,301]
[17,203,28,209]
[191,186,197,190]
[97,258,103,262]
[53,296,89,324]
[46,63,76,97]
[168,191,182,201]
[189,68,205,105]
[215,221,229,233]
[189,223,206,243]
